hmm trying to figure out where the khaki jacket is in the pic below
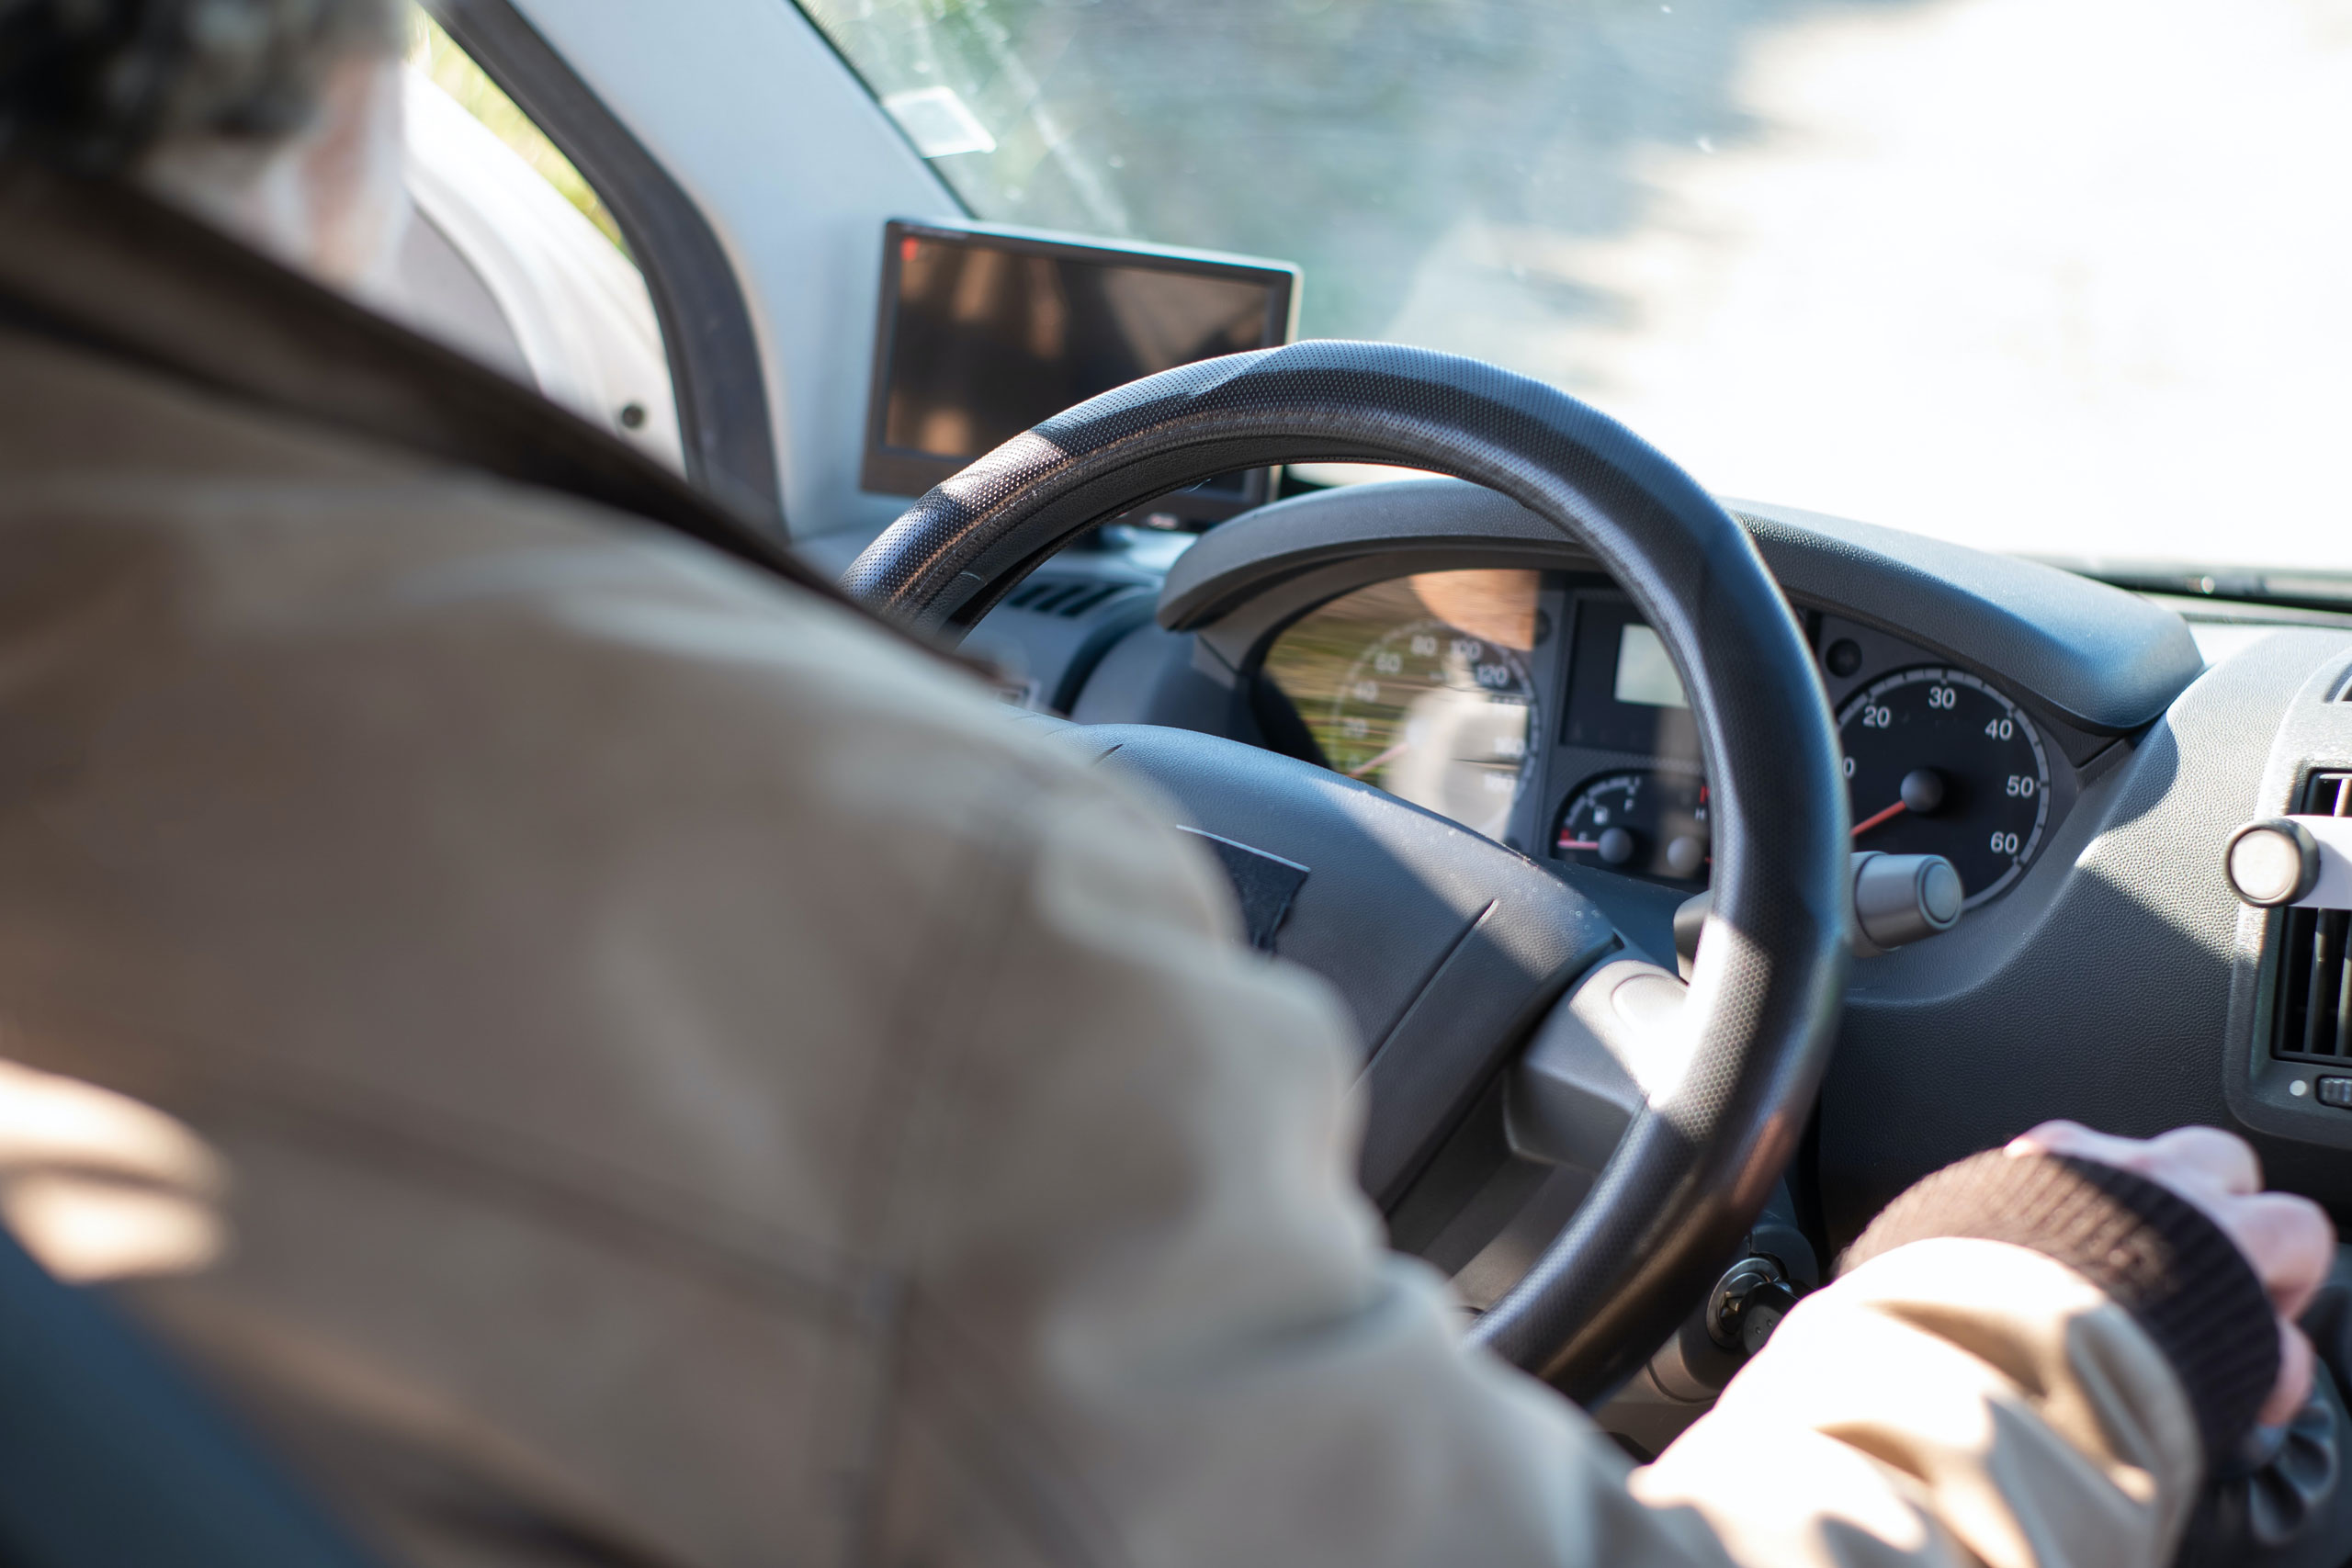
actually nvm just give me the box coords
[0,171,2201,1568]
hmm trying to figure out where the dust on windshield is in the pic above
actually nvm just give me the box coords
[799,0,2352,577]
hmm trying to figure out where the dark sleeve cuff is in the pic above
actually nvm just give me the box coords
[1840,1149,2278,1465]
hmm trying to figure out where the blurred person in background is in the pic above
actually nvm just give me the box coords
[0,3,2332,1565]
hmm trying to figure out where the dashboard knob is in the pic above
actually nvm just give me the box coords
[1675,851,1964,974]
[1664,833,1708,879]
[1852,851,1965,951]
[1595,826,1637,866]
[1674,851,1966,973]
[2226,818,2322,908]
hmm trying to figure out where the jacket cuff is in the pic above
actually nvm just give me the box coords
[1841,1149,2278,1465]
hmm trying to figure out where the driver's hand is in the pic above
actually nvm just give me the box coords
[2007,1122,2335,1427]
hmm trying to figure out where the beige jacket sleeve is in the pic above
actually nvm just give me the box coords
[0,398,2202,1568]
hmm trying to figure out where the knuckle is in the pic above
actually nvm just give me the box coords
[2155,1124,2262,1187]
[2229,1197,2335,1281]
[2279,1196,2336,1252]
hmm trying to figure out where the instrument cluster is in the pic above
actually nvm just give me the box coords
[1258,571,2068,912]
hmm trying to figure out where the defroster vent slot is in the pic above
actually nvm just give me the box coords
[1002,578,1129,618]
[2272,772,2352,1064]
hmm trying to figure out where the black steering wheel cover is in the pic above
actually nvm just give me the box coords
[846,342,1850,1397]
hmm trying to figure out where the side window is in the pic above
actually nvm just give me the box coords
[393,12,683,468]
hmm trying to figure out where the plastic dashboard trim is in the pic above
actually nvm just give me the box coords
[1160,479,2203,736]
[2227,640,2352,1155]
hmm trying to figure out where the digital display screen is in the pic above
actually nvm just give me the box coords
[864,222,1295,513]
[1564,595,1701,760]
[1612,625,1690,710]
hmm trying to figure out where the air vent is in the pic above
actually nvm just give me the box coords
[1001,578,1131,618]
[2272,773,2352,1063]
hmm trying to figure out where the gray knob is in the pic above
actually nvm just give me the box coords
[1853,851,1964,950]
[2225,819,2320,908]
[1596,826,1636,866]
[1664,833,1708,879]
[1674,852,1964,975]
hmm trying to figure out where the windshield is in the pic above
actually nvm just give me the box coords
[801,0,2352,579]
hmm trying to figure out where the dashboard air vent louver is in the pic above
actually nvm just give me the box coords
[1001,578,1130,619]
[2272,773,2352,1064]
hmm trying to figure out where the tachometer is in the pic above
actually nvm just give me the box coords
[1554,769,1710,886]
[1838,667,2049,907]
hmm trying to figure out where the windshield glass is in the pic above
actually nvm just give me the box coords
[800,0,2352,578]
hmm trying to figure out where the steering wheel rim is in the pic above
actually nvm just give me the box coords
[844,341,1850,1396]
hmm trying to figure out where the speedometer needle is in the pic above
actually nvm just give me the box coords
[1852,800,1908,838]
[1347,741,1412,779]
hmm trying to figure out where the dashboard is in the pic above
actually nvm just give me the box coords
[957,475,2352,1253]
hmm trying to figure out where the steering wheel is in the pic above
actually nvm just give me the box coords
[843,342,1849,1401]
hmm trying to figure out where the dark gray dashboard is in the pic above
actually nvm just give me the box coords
[955,480,2352,1233]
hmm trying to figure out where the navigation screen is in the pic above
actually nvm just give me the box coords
[864,221,1295,514]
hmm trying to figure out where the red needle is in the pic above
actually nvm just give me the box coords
[1852,799,1908,838]
[1558,838,1602,851]
[1347,740,1412,779]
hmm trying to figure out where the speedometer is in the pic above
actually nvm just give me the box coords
[1324,619,1536,839]
[1260,570,1544,842]
[1838,667,2049,907]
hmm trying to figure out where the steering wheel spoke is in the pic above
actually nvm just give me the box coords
[1507,958,1689,1177]
[1050,721,1618,1204]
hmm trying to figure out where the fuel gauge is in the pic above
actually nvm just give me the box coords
[1555,770,1711,886]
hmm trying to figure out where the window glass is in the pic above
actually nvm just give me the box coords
[393,13,682,466]
[797,0,2352,577]
[407,15,625,253]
